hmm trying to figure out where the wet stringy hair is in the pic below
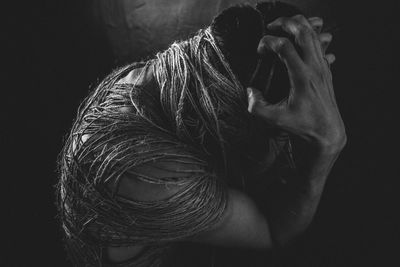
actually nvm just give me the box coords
[57,2,298,266]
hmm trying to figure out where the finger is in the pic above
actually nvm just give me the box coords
[325,54,336,64]
[319,33,333,53]
[267,15,322,63]
[308,17,323,33]
[247,87,267,114]
[292,15,326,63]
[247,87,283,123]
[258,35,305,78]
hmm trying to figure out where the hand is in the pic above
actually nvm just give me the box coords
[307,17,335,64]
[247,15,346,154]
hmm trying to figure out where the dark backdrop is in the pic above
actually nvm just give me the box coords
[4,0,398,266]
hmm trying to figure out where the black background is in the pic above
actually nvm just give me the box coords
[4,0,399,266]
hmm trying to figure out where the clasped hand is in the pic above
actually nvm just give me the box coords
[247,15,346,154]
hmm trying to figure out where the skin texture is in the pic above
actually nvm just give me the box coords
[194,13,346,248]
[108,15,346,262]
[249,15,344,151]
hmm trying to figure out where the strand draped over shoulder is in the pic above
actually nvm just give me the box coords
[56,28,246,267]
[57,22,294,266]
[153,28,251,171]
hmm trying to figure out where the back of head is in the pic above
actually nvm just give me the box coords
[57,2,301,266]
[151,1,302,180]
[210,1,302,102]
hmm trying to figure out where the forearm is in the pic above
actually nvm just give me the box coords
[244,12,347,249]
[263,140,345,247]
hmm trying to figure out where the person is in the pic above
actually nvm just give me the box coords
[57,2,346,266]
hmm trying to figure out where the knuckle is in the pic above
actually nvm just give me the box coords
[310,18,323,32]
[298,24,312,36]
[290,15,317,38]
[267,17,287,29]
[293,14,308,24]
[260,35,269,45]
[258,37,268,50]
[314,17,324,24]
[258,36,273,53]
[326,33,333,41]
[326,54,336,63]
[278,16,290,25]
[321,33,333,42]
[284,20,299,35]
[276,37,290,51]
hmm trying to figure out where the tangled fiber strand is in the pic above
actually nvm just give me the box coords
[154,28,257,174]
[57,26,294,267]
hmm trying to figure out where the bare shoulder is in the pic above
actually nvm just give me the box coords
[117,62,156,87]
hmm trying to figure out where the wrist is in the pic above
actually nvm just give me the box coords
[313,133,347,156]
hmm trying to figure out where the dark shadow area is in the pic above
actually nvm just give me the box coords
[4,0,398,266]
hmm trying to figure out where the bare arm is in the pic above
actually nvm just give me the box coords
[193,15,346,248]
[114,16,346,257]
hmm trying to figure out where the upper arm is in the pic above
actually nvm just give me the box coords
[116,162,274,250]
[76,115,274,250]
[191,188,273,250]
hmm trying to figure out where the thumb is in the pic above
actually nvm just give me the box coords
[247,87,269,114]
[247,87,283,123]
